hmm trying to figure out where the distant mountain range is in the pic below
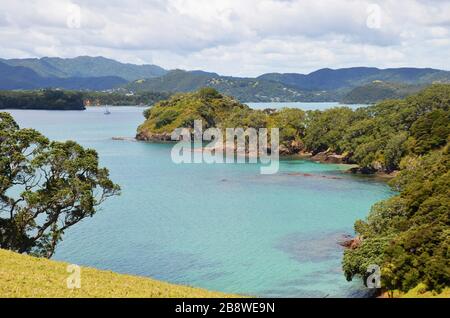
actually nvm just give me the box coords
[127,67,450,102]
[1,56,449,102]
[258,67,450,91]
[0,56,166,81]
[0,61,127,91]
[125,69,336,102]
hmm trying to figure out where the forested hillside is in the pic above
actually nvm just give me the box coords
[341,81,424,104]
[127,70,336,102]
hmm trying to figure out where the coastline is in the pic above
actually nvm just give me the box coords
[129,136,391,179]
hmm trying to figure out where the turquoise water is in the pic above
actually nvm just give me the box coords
[246,102,368,111]
[5,107,393,298]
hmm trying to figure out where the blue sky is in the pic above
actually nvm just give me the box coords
[0,0,449,76]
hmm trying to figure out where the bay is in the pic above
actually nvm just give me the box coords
[4,106,393,298]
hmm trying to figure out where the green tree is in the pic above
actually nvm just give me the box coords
[197,87,222,100]
[0,112,120,258]
[303,107,354,154]
[409,109,450,155]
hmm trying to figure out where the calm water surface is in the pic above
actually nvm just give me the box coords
[5,106,393,298]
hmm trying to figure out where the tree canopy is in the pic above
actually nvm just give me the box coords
[0,112,120,258]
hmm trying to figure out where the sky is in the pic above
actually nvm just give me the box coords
[0,0,449,77]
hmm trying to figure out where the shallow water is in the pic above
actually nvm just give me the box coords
[5,107,393,297]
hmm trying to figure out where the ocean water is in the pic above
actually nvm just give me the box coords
[4,107,393,298]
[246,102,368,111]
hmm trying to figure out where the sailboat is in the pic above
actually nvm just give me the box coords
[104,105,111,115]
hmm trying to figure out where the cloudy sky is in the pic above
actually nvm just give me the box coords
[0,0,449,76]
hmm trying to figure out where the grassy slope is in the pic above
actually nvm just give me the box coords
[401,288,450,298]
[0,249,236,298]
[382,284,450,298]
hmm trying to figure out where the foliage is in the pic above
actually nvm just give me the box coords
[138,88,247,135]
[303,107,354,154]
[341,85,450,293]
[409,109,450,155]
[269,108,306,146]
[343,146,450,292]
[303,84,450,171]
[0,112,120,258]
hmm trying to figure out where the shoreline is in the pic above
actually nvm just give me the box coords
[121,136,393,179]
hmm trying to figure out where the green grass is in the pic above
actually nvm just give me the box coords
[0,249,238,298]
[392,284,450,298]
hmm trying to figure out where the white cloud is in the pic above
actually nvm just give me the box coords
[0,0,449,76]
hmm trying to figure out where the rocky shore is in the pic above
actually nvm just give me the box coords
[136,131,173,142]
[310,150,350,164]
[135,133,398,177]
[338,235,363,250]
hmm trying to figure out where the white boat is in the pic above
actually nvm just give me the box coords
[104,105,111,115]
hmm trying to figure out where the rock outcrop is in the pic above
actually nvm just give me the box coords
[136,131,172,142]
[338,235,363,250]
[278,140,306,155]
[311,149,350,164]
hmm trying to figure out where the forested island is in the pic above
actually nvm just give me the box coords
[138,85,450,296]
[0,89,171,110]
[0,90,85,110]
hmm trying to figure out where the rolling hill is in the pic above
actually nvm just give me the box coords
[259,67,450,91]
[127,67,450,103]
[0,61,127,90]
[1,55,449,102]
[341,81,425,104]
[126,69,336,102]
[1,56,167,81]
